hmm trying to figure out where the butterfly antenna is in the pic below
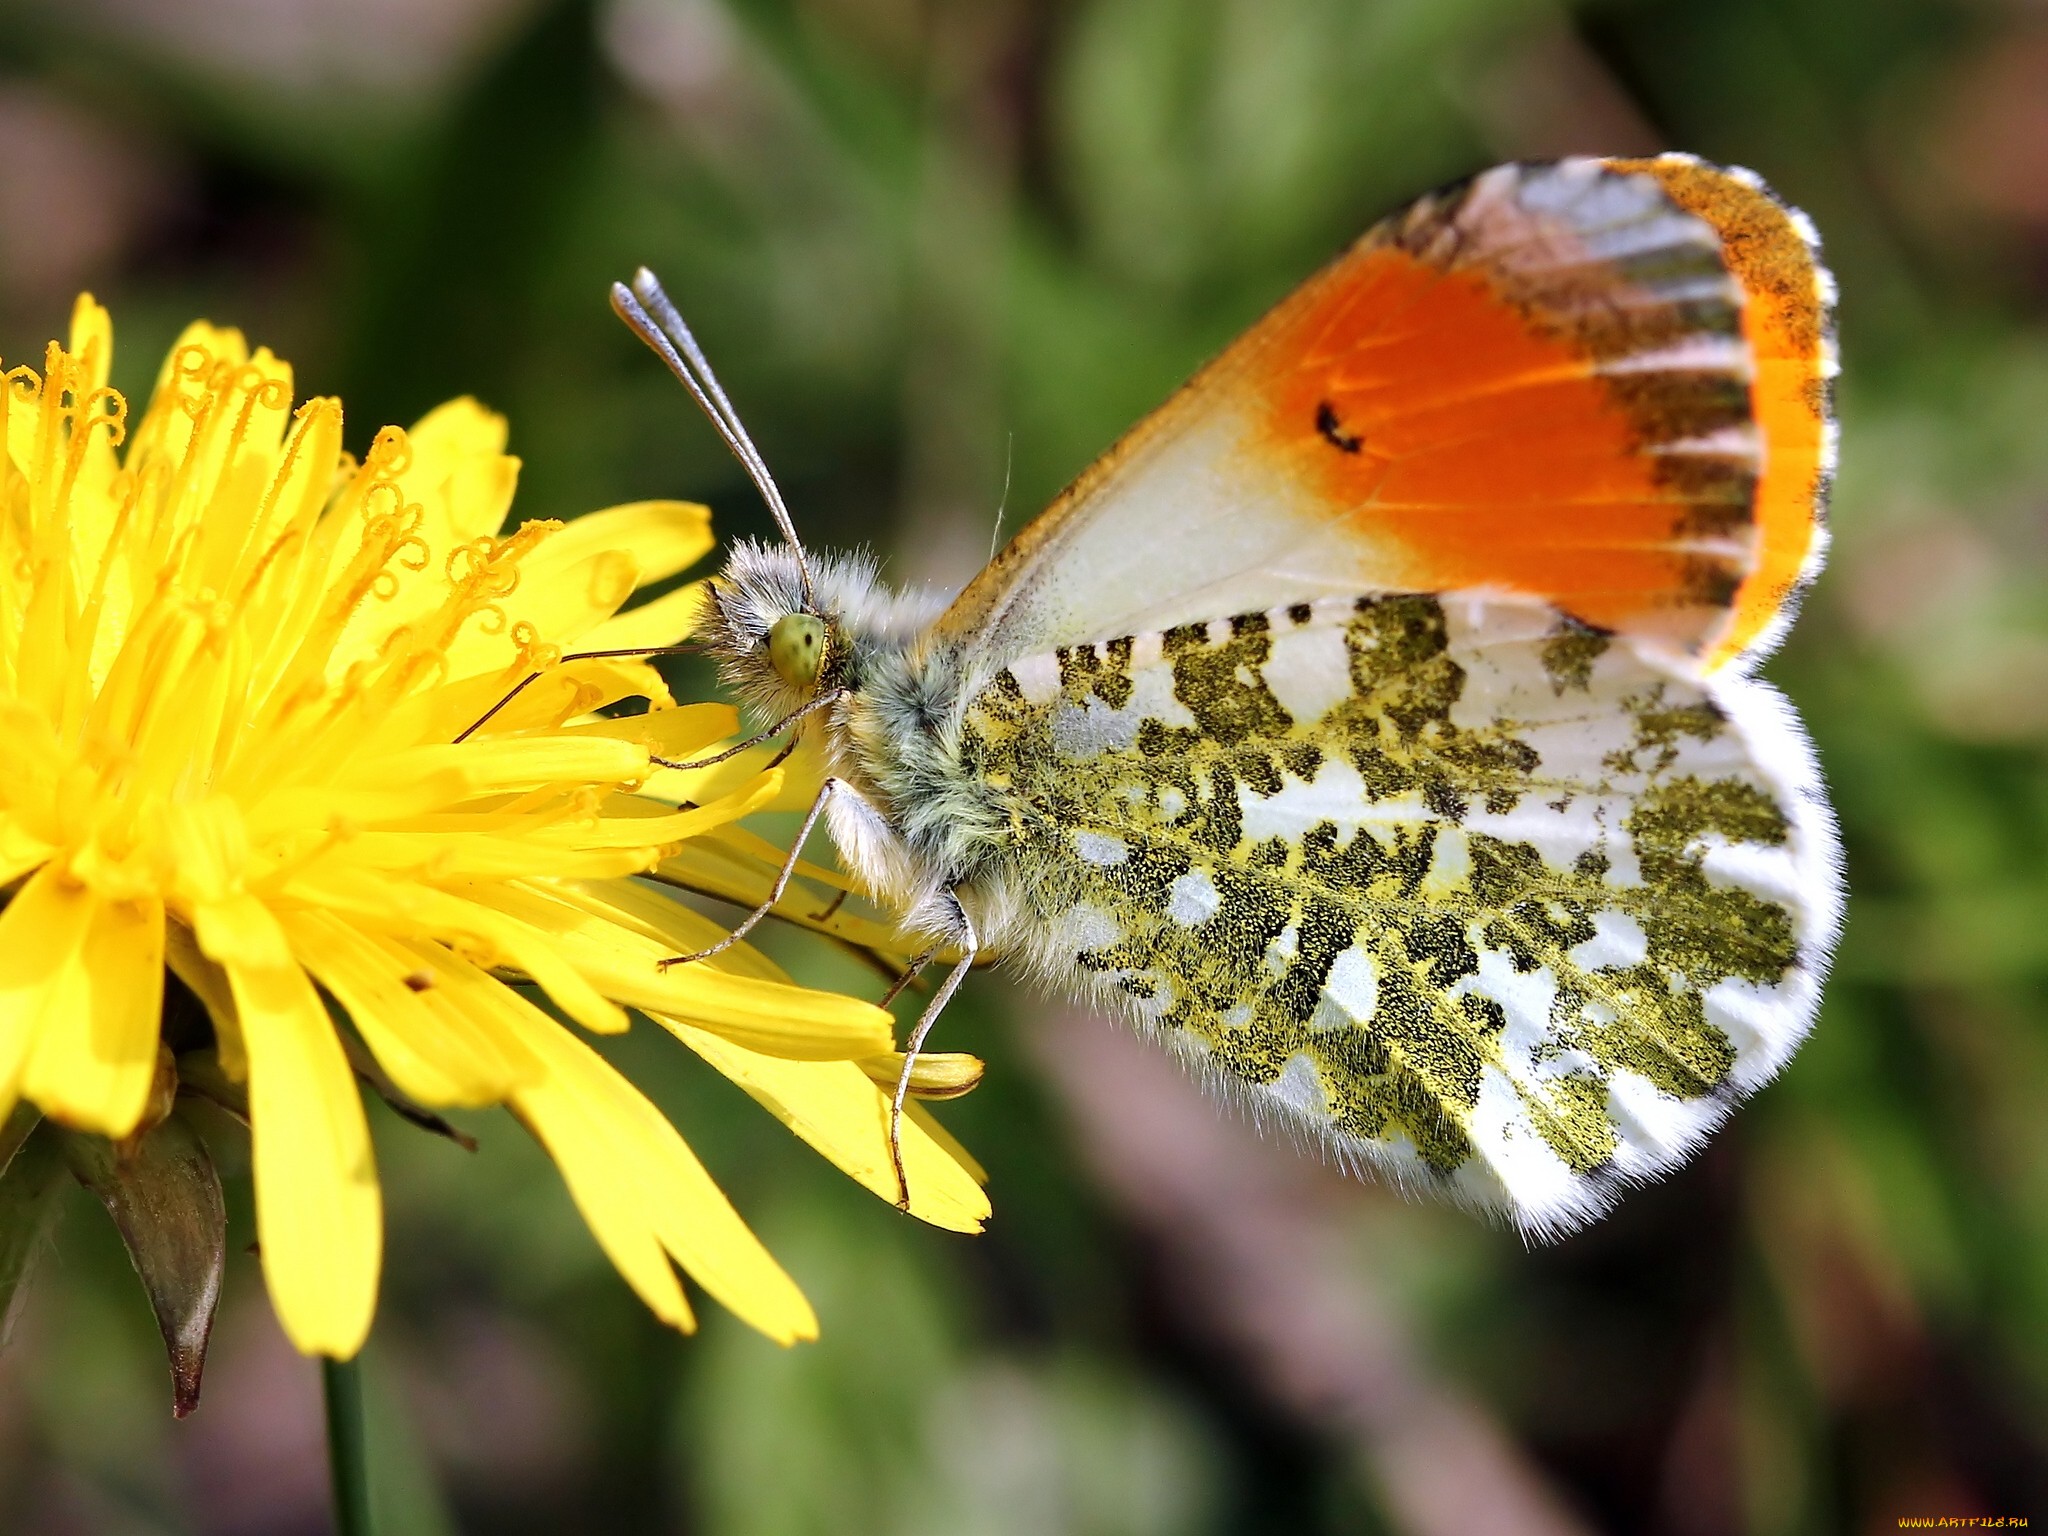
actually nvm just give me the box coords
[612,268,816,608]
[989,430,1014,565]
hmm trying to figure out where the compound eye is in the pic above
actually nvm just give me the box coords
[767,613,827,688]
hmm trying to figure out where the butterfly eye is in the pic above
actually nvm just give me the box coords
[767,613,826,688]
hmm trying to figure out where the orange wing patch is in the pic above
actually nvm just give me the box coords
[1251,251,1736,644]
[1239,156,1832,667]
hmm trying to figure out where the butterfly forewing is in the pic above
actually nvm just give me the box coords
[936,156,1834,676]
[958,593,1836,1232]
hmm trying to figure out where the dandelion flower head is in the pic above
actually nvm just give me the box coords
[0,297,987,1358]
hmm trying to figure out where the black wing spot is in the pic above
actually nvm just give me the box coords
[1315,400,1364,454]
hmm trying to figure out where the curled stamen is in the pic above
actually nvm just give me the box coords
[510,625,557,674]
[445,538,493,586]
[293,397,343,432]
[173,344,214,384]
[373,623,417,661]
[393,532,431,572]
[77,386,128,449]
[448,535,529,605]
[248,371,292,413]
[361,424,412,480]
[359,478,407,528]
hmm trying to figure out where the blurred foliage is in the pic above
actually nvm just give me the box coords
[2,0,2048,1531]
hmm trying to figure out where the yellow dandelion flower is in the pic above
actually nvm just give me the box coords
[0,296,988,1360]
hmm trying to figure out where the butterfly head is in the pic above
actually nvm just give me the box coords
[703,538,949,726]
[701,538,839,719]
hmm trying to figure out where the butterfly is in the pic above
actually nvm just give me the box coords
[610,154,1842,1237]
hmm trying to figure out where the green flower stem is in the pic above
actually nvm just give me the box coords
[322,1354,374,1536]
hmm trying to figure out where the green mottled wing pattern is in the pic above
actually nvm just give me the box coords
[960,593,1838,1232]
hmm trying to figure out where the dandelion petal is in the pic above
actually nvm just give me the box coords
[666,1022,991,1234]
[21,895,164,1137]
[231,956,382,1359]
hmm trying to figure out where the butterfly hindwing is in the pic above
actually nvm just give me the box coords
[936,156,1834,677]
[957,591,1837,1232]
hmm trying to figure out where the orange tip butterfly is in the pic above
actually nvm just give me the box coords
[615,154,1842,1236]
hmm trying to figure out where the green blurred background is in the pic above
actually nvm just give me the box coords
[3,0,2048,1531]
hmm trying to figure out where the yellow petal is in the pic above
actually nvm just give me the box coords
[231,947,382,1358]
[372,771,779,862]
[476,968,816,1343]
[400,398,517,548]
[386,944,689,1324]
[284,911,532,1107]
[471,882,892,1058]
[417,657,668,749]
[367,735,648,800]
[589,950,889,1058]
[524,501,712,586]
[325,828,656,884]
[651,832,912,959]
[549,876,793,984]
[562,702,736,759]
[581,580,708,653]
[297,870,630,1035]
[514,1073,697,1330]
[0,864,97,1105]
[906,1101,987,1184]
[192,891,296,971]
[19,895,164,1136]
[165,919,248,1080]
[663,1020,990,1234]
[245,766,474,841]
[0,822,56,886]
[642,732,828,811]
[68,292,113,392]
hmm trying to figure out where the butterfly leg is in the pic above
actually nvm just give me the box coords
[656,778,839,970]
[890,902,977,1212]
[647,688,849,772]
[878,950,936,1011]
